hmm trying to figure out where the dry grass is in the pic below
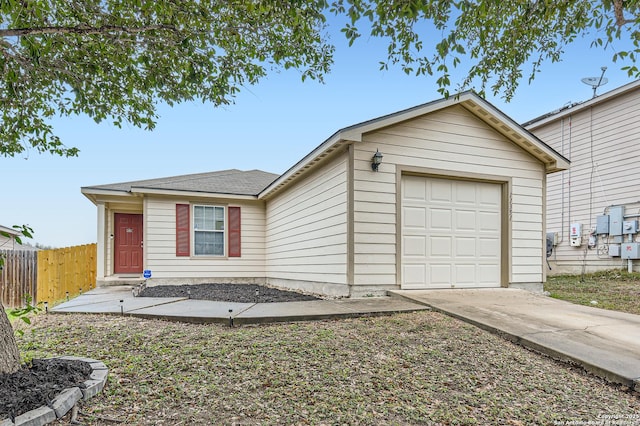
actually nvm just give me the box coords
[16,311,639,425]
[545,270,640,315]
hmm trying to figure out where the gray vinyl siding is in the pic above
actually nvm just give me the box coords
[265,153,349,294]
[353,104,546,292]
[528,87,640,274]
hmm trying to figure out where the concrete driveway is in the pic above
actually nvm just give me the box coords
[389,288,640,391]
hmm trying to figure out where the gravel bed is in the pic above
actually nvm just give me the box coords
[138,283,321,303]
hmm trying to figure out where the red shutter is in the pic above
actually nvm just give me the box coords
[176,204,190,257]
[228,206,241,257]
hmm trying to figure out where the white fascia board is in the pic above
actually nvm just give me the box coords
[81,187,135,205]
[129,187,258,201]
[524,79,640,130]
[460,95,570,173]
[258,133,347,199]
[0,225,19,236]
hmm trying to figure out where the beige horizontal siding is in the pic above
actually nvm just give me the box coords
[265,153,348,286]
[354,104,546,288]
[144,198,267,279]
[529,87,640,274]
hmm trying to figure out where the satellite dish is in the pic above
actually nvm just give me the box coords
[581,77,609,87]
[581,67,608,98]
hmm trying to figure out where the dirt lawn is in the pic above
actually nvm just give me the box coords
[16,311,640,425]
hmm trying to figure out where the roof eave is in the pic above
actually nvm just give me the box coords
[0,225,19,236]
[129,187,259,200]
[258,133,348,199]
[458,94,570,173]
[524,79,640,130]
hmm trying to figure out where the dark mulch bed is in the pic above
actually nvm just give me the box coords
[138,283,321,303]
[0,358,92,421]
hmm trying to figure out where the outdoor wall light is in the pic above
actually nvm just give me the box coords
[371,149,383,172]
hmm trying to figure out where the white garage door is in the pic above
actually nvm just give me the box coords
[401,175,502,289]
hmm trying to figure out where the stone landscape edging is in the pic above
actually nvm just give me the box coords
[1,356,108,426]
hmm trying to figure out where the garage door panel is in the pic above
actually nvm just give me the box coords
[429,208,452,230]
[479,238,500,258]
[430,236,452,257]
[429,264,452,285]
[455,210,476,231]
[404,236,426,256]
[403,264,426,286]
[404,206,426,228]
[404,177,427,201]
[478,264,500,284]
[455,181,477,204]
[479,185,502,206]
[479,212,500,232]
[455,237,476,257]
[402,176,501,289]
[428,180,453,202]
[454,264,477,285]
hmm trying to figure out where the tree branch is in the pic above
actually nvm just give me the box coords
[0,24,178,38]
[613,0,635,26]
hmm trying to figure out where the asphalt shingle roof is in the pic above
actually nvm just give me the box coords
[83,169,279,197]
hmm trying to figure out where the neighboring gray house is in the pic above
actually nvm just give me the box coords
[525,80,640,275]
[82,91,568,297]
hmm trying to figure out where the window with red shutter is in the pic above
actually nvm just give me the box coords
[176,204,190,256]
[228,206,241,257]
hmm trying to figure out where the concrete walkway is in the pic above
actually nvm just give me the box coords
[50,286,429,325]
[389,288,640,392]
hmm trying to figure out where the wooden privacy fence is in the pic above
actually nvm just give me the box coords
[0,249,37,308]
[37,244,97,306]
[0,244,96,308]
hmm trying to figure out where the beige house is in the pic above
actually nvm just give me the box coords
[525,80,640,275]
[82,92,568,297]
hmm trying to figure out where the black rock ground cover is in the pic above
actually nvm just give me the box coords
[0,358,92,421]
[138,283,322,303]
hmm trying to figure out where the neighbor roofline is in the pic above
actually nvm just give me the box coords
[523,79,640,129]
[0,225,19,236]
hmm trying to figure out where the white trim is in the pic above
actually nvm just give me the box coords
[524,79,640,129]
[259,91,568,198]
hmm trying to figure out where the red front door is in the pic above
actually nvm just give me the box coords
[114,213,143,274]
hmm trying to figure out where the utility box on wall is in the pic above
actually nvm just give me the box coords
[609,206,624,236]
[570,223,582,247]
[596,215,609,234]
[609,245,621,257]
[623,220,638,234]
[621,242,640,259]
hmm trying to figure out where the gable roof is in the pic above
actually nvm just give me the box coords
[82,169,279,202]
[523,79,640,130]
[259,91,570,199]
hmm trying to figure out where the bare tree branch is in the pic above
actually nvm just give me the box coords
[613,0,635,26]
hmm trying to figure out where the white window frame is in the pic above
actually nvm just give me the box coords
[193,205,226,256]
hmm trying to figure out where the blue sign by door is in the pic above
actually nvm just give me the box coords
[143,269,152,279]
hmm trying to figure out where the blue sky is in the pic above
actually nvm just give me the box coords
[1,20,637,248]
